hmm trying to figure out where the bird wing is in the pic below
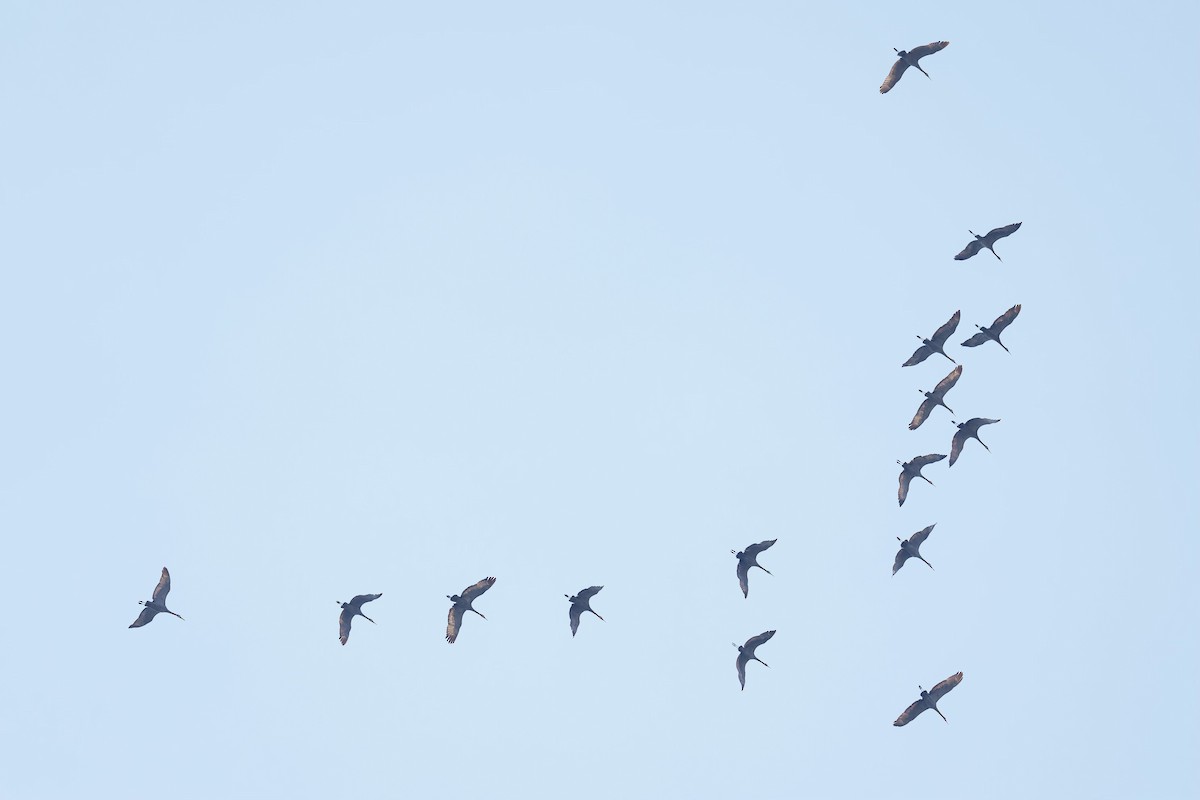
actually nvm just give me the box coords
[892,548,912,575]
[960,331,990,348]
[909,396,938,430]
[954,239,984,261]
[909,524,935,548]
[928,671,963,701]
[129,606,158,628]
[984,222,1021,244]
[990,304,1021,334]
[744,630,776,652]
[446,605,465,643]
[970,418,1001,432]
[879,58,909,93]
[569,603,583,637]
[902,343,933,367]
[460,576,496,602]
[737,560,750,598]
[898,470,913,507]
[743,539,777,557]
[932,364,962,396]
[949,427,969,466]
[576,585,603,602]
[930,311,961,345]
[349,593,382,610]
[893,698,929,726]
[339,607,354,645]
[910,453,947,469]
[737,652,749,689]
[908,40,949,60]
[151,568,171,605]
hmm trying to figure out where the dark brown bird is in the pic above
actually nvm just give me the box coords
[880,41,949,93]
[897,454,947,506]
[732,539,777,598]
[129,567,184,628]
[950,418,1001,466]
[894,672,964,726]
[955,223,1022,262]
[566,586,604,637]
[903,311,960,367]
[337,593,381,645]
[909,365,962,430]
[893,524,936,575]
[961,304,1022,352]
[734,630,776,691]
[446,577,496,643]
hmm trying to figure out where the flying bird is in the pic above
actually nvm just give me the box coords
[955,223,1022,262]
[566,586,604,637]
[903,311,960,366]
[880,41,949,93]
[950,418,1001,466]
[734,630,776,691]
[129,567,185,628]
[961,304,1022,352]
[909,364,962,430]
[893,524,936,575]
[897,454,947,506]
[337,593,382,645]
[894,672,964,726]
[446,576,496,643]
[733,539,777,598]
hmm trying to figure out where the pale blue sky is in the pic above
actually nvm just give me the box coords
[2,3,1197,798]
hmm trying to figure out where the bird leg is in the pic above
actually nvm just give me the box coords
[921,475,936,486]
[756,659,770,668]
[362,614,376,624]
[935,707,948,723]
[590,610,605,621]
[471,609,487,620]
[940,351,957,364]
[978,439,991,451]
[756,565,772,575]
[998,340,1010,353]
[940,401,955,415]
[917,65,931,79]
[989,247,1002,262]
[919,557,934,571]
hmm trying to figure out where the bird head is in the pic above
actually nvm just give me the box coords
[447,594,460,603]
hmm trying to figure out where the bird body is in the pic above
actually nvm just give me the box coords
[961,304,1022,352]
[446,576,496,643]
[337,593,382,645]
[735,630,776,690]
[880,41,949,93]
[909,365,962,430]
[893,524,936,575]
[955,223,1022,262]
[566,585,604,636]
[903,311,960,367]
[129,567,184,628]
[950,418,1001,466]
[733,539,777,598]
[894,672,963,726]
[897,454,947,506]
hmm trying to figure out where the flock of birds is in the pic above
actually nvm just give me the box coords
[126,39,1024,730]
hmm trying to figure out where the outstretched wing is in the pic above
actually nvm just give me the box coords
[898,471,913,507]
[743,539,777,558]
[909,396,938,430]
[151,568,171,605]
[569,603,584,637]
[892,548,912,575]
[984,222,1021,244]
[910,453,947,469]
[737,652,749,690]
[928,671,963,702]
[349,593,382,609]
[737,561,750,598]
[129,606,158,628]
[879,58,909,93]
[461,576,496,602]
[930,311,961,346]
[969,418,1001,432]
[950,427,969,466]
[902,343,933,367]
[744,630,776,651]
[908,40,949,60]
[932,365,962,396]
[893,698,929,726]
[576,586,603,602]
[954,239,983,261]
[990,304,1021,334]
[909,524,935,548]
[960,331,990,348]
[339,607,354,645]
[446,605,464,644]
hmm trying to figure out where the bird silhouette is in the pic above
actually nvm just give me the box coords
[955,223,1022,262]
[129,567,184,628]
[894,672,963,726]
[880,41,949,93]
[337,593,382,645]
[961,304,1021,352]
[565,586,604,637]
[893,524,936,575]
[733,539,777,598]
[950,418,1001,466]
[903,311,960,367]
[909,365,962,430]
[897,454,947,506]
[734,630,776,691]
[446,577,496,643]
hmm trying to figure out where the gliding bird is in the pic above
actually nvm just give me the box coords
[337,593,382,645]
[566,586,604,637]
[129,567,185,628]
[446,576,496,643]
[903,311,959,366]
[893,524,936,575]
[897,454,947,506]
[735,630,776,691]
[955,223,1022,262]
[909,364,962,430]
[950,418,1001,466]
[879,41,949,93]
[733,539,777,598]
[894,672,964,726]
[961,304,1021,353]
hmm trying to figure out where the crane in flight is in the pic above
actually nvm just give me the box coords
[129,567,184,628]
[893,524,936,575]
[909,365,962,430]
[961,304,1022,353]
[894,672,964,726]
[566,586,604,637]
[337,593,382,645]
[446,577,496,643]
[879,41,949,93]
[950,418,1001,466]
[903,311,959,367]
[735,630,776,691]
[954,223,1022,262]
[733,539,777,598]
[897,454,947,507]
